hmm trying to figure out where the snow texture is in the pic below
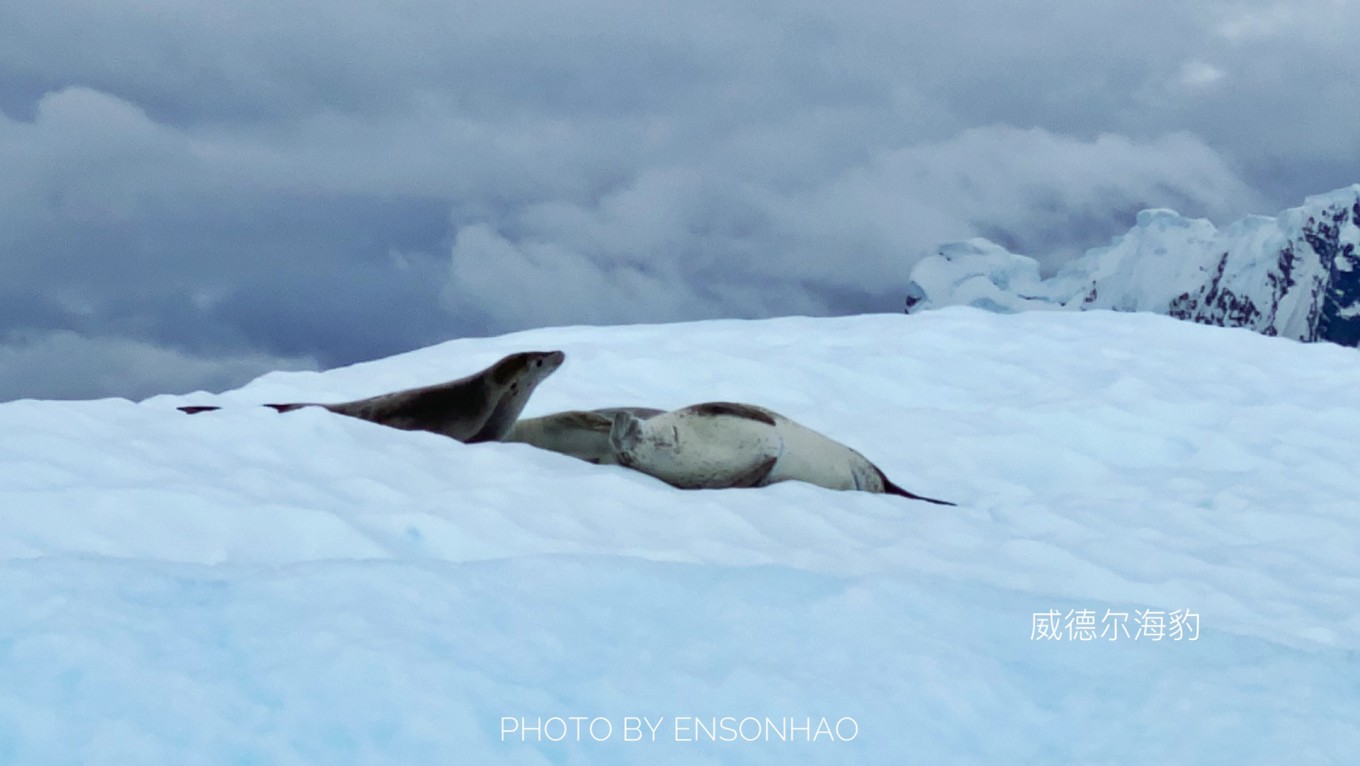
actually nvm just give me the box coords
[2,310,1359,764]
[905,185,1360,347]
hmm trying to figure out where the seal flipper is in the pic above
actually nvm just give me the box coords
[607,410,646,463]
[550,410,615,432]
[876,467,956,506]
[505,407,665,466]
[726,455,779,489]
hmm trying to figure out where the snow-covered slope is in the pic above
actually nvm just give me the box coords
[905,186,1360,346]
[3,310,1359,764]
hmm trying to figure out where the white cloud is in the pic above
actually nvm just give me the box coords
[0,88,190,235]
[445,223,693,329]
[1177,61,1227,89]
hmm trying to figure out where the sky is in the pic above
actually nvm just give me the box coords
[4,0,1360,401]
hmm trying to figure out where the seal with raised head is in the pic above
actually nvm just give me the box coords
[179,350,565,443]
[503,406,665,464]
[607,402,955,505]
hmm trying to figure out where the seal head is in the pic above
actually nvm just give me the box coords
[608,403,782,489]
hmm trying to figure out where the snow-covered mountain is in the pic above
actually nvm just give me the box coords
[905,185,1360,346]
[3,311,1360,764]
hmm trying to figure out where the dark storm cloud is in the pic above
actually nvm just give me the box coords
[0,329,316,402]
[2,0,1358,400]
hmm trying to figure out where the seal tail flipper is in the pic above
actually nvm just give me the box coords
[177,403,312,415]
[880,472,956,506]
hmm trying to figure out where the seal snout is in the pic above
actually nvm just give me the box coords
[539,350,566,371]
[523,350,566,384]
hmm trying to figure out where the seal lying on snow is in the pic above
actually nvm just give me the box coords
[610,402,955,504]
[510,402,955,505]
[179,350,565,443]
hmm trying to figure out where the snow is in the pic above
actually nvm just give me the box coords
[905,184,1360,345]
[904,238,1054,315]
[1047,207,1224,313]
[904,210,1231,315]
[3,309,1359,764]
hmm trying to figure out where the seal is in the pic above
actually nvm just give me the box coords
[608,402,955,505]
[503,407,665,464]
[178,350,566,443]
